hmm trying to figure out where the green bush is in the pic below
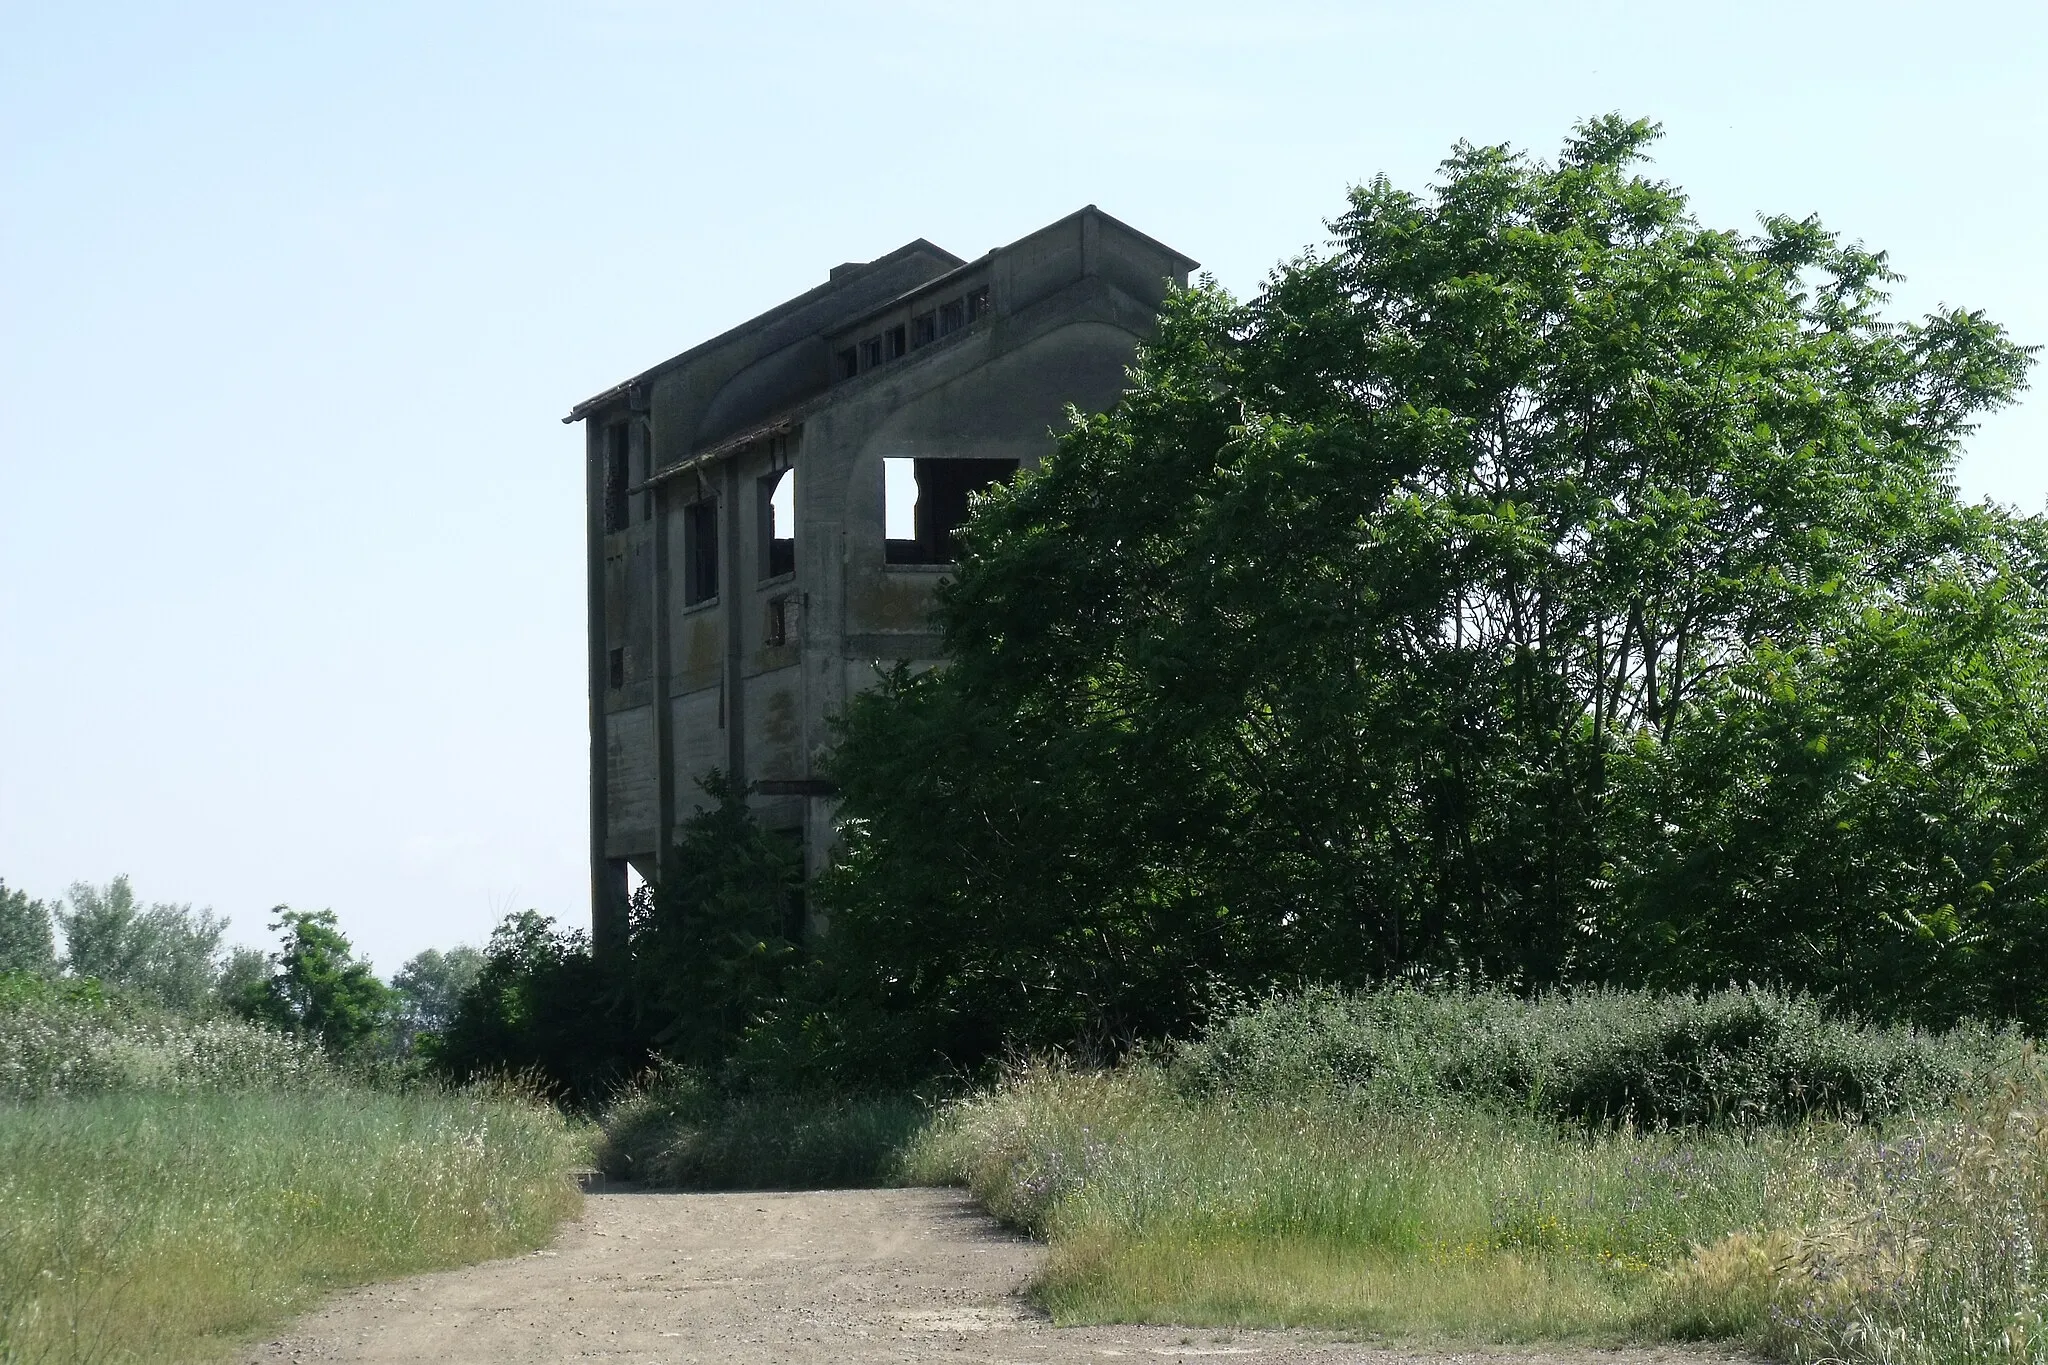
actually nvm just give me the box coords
[1170,985,2010,1127]
[0,970,331,1099]
[598,1066,926,1189]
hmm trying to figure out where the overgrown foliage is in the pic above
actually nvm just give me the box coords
[55,876,234,1014]
[626,772,805,1070]
[908,1028,2048,1359]
[422,908,644,1104]
[425,775,803,1105]
[391,943,484,1049]
[227,907,396,1059]
[807,116,2040,1072]
[1172,985,2011,1129]
[0,969,331,1099]
[598,1065,925,1189]
[0,880,55,977]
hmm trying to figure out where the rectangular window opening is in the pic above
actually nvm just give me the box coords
[607,647,625,690]
[683,499,719,605]
[885,324,907,359]
[884,456,1019,565]
[911,312,936,348]
[966,285,990,322]
[603,424,630,533]
[860,336,883,370]
[759,468,795,579]
[836,347,859,380]
[765,593,799,647]
[937,298,965,336]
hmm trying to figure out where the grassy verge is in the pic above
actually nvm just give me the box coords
[0,1090,583,1363]
[905,1062,2048,1360]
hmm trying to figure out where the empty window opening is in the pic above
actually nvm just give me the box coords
[967,285,991,322]
[938,298,965,336]
[683,499,719,605]
[885,324,907,359]
[911,312,936,348]
[759,468,795,579]
[765,593,799,647]
[603,424,630,533]
[836,347,858,380]
[860,336,884,369]
[884,456,1019,564]
[607,647,625,690]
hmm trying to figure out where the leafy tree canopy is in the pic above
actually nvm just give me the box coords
[392,944,485,1042]
[228,907,394,1057]
[0,880,56,977]
[811,116,2039,1071]
[57,876,230,1013]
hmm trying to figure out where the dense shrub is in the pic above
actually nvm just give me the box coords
[1171,985,2012,1127]
[0,970,331,1099]
[422,910,649,1107]
[597,1066,925,1189]
[427,777,802,1105]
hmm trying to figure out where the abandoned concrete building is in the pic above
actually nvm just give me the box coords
[564,207,1197,952]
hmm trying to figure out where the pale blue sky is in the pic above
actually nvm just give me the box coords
[3,0,2043,972]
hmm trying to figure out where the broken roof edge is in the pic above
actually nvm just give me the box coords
[630,412,807,493]
[560,236,965,425]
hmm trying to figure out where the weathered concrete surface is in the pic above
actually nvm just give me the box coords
[246,1187,1744,1365]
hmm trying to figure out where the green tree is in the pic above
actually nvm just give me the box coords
[57,876,230,1012]
[391,944,485,1046]
[424,910,649,1106]
[812,115,2036,1065]
[1603,508,2048,1026]
[628,772,804,1069]
[230,908,394,1057]
[0,880,56,976]
[422,779,804,1098]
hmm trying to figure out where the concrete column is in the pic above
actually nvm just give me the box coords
[649,429,676,881]
[586,420,629,957]
[723,457,746,788]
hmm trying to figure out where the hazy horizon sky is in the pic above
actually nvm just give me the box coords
[4,1,2044,973]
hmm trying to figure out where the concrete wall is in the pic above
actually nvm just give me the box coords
[578,207,1194,942]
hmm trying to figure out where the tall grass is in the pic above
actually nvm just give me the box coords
[0,1090,583,1364]
[907,991,2048,1362]
[0,979,584,1363]
[907,1064,1819,1339]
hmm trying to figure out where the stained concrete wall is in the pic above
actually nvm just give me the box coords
[577,207,1194,942]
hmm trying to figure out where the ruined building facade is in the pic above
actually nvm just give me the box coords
[564,207,1196,951]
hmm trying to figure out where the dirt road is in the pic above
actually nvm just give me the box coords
[247,1187,1730,1364]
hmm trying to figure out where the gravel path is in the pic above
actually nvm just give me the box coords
[247,1186,1737,1364]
